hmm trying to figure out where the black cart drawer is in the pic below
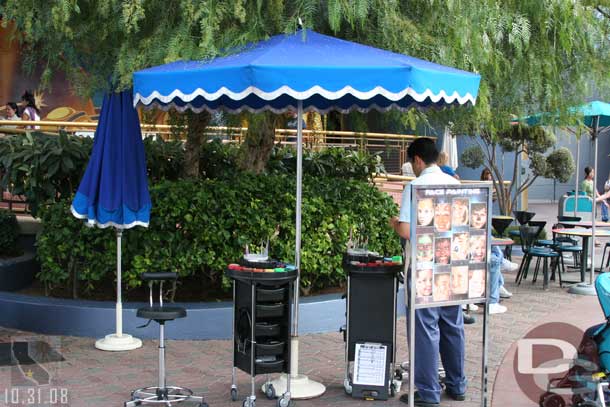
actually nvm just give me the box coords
[255,322,281,337]
[257,287,286,302]
[255,359,284,374]
[256,341,285,356]
[256,303,284,318]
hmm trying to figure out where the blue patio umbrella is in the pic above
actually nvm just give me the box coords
[133,29,481,401]
[72,90,151,351]
[522,101,610,295]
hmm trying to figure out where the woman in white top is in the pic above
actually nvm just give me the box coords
[20,91,40,129]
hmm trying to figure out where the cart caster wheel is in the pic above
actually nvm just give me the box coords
[265,384,276,399]
[231,388,238,401]
[540,392,565,407]
[277,396,292,407]
[343,378,353,395]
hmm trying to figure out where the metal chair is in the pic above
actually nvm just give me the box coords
[125,272,207,407]
[601,242,610,272]
[515,225,562,289]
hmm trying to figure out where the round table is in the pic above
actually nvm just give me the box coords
[491,237,514,246]
[558,221,610,228]
[552,228,610,282]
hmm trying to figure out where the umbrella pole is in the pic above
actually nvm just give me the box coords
[268,101,325,399]
[94,229,143,351]
[568,118,599,296]
[590,117,600,286]
[117,229,123,337]
[574,130,580,216]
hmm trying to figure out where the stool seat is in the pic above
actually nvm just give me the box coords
[137,306,186,321]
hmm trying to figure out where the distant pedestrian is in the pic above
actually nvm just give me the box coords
[581,166,609,223]
[437,151,459,179]
[20,91,40,129]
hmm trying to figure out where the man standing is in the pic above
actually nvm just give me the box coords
[389,138,466,407]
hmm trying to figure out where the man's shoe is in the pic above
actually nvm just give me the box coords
[445,389,466,401]
[399,392,440,406]
[463,313,476,324]
[489,303,507,314]
[499,286,513,298]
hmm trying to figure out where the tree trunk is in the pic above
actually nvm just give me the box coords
[184,111,211,178]
[238,112,278,174]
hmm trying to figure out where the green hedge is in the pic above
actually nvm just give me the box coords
[37,174,400,298]
[0,209,21,257]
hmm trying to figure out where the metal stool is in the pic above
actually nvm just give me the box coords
[125,272,207,407]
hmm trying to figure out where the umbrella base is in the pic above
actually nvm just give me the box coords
[264,374,326,399]
[567,283,597,296]
[95,333,142,351]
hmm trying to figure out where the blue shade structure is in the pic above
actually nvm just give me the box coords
[71,90,150,351]
[522,101,610,295]
[133,30,480,114]
[132,29,481,399]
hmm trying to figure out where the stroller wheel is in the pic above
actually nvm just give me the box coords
[540,392,566,407]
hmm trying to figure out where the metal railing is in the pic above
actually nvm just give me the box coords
[0,119,433,212]
[0,119,425,173]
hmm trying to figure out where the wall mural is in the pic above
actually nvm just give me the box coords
[0,21,97,123]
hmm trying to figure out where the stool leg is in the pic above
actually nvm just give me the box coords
[159,322,166,391]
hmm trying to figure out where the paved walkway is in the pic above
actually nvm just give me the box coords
[0,272,604,407]
[1,202,609,407]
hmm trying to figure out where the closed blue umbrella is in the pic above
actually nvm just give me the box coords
[133,29,480,400]
[72,90,151,351]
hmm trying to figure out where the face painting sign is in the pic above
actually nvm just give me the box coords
[411,184,491,307]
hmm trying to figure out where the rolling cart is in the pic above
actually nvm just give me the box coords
[341,250,403,400]
[226,258,298,407]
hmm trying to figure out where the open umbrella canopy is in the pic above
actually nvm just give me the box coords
[72,91,151,229]
[132,29,481,398]
[523,100,610,127]
[133,29,480,113]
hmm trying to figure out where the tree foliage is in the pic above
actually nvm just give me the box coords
[461,125,575,214]
[2,1,609,172]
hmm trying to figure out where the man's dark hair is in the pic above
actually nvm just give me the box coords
[407,137,439,165]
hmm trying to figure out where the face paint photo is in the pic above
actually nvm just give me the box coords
[469,268,486,298]
[417,198,435,227]
[451,266,469,295]
[433,273,451,302]
[416,269,433,298]
[470,235,486,263]
[452,232,470,261]
[434,202,452,232]
[470,203,487,229]
[416,234,434,263]
[452,198,470,227]
[434,237,451,265]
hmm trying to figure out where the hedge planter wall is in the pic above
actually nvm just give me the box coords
[37,173,401,299]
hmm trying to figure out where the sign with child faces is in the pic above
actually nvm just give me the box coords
[411,184,491,307]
